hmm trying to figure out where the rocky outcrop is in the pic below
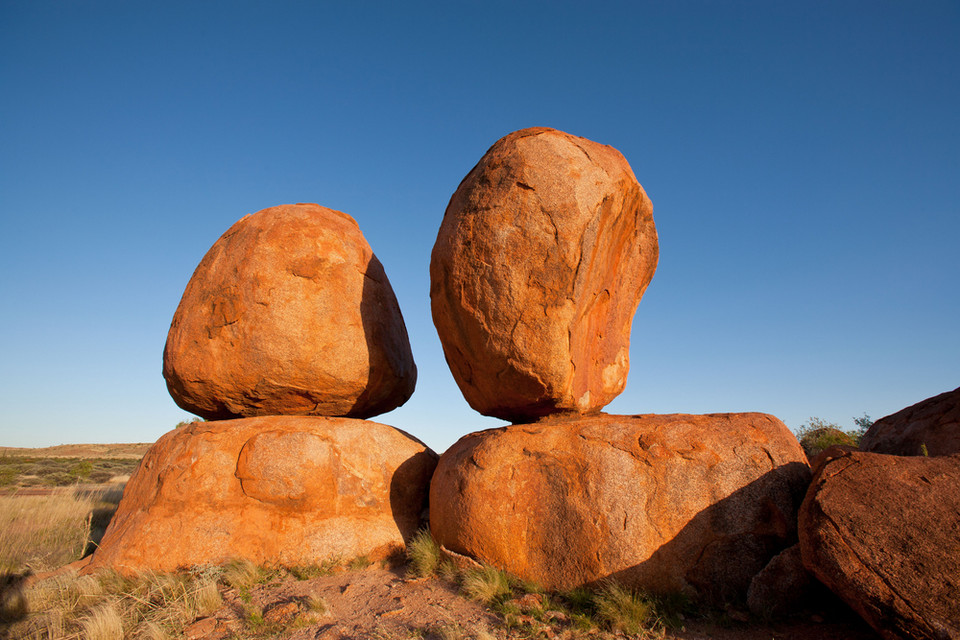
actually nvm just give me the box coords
[430,128,658,422]
[799,450,960,640]
[86,417,437,574]
[430,413,810,602]
[163,203,416,421]
[859,386,960,456]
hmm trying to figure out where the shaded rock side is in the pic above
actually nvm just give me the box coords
[799,450,960,640]
[859,385,960,456]
[86,417,437,574]
[430,413,810,602]
[163,203,416,421]
[430,128,658,422]
[747,544,823,617]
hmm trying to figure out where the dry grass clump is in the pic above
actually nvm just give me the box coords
[0,489,96,572]
[461,565,512,605]
[7,567,225,639]
[80,603,124,640]
[406,529,442,578]
[594,580,657,635]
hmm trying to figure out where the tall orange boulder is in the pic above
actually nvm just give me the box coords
[163,203,416,421]
[86,417,437,574]
[429,413,810,603]
[799,450,960,639]
[430,128,658,422]
[858,385,960,456]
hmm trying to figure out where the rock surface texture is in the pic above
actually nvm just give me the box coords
[799,450,960,640]
[86,417,437,574]
[430,413,810,602]
[858,385,960,456]
[163,203,416,421]
[430,128,658,422]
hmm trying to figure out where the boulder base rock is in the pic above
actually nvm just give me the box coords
[858,386,960,456]
[799,450,960,640]
[163,203,416,421]
[86,417,437,574]
[430,413,810,602]
[747,544,820,617]
[430,128,658,422]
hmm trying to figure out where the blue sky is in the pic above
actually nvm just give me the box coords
[1,1,957,453]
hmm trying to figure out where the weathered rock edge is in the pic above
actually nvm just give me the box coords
[430,412,810,602]
[858,385,960,457]
[430,127,658,422]
[86,417,437,574]
[799,449,960,640]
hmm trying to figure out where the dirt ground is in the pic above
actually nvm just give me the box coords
[181,566,880,640]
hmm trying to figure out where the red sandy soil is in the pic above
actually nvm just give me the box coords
[179,566,880,640]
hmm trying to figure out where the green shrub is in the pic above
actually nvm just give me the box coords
[795,416,870,459]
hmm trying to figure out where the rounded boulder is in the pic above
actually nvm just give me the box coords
[429,413,810,603]
[163,203,416,420]
[430,128,658,422]
[86,416,437,573]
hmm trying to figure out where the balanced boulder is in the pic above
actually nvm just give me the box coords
[799,450,960,640]
[430,413,810,603]
[86,417,437,574]
[430,128,658,422]
[858,386,960,456]
[163,203,416,421]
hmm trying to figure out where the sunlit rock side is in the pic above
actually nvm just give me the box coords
[164,203,416,421]
[430,127,658,423]
[86,417,437,573]
[430,412,810,603]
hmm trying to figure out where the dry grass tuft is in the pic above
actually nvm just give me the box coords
[594,580,656,636]
[80,603,124,640]
[461,565,512,605]
[222,557,262,591]
[406,529,441,578]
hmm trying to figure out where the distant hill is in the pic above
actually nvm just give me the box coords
[0,443,152,459]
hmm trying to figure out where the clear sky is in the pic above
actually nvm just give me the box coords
[1,1,957,453]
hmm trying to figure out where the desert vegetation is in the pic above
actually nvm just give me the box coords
[2,517,698,640]
[794,414,872,460]
[402,529,686,639]
[0,454,139,489]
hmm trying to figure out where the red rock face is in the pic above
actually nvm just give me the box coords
[799,450,960,640]
[86,417,437,574]
[163,203,416,421]
[430,128,658,422]
[858,386,960,456]
[429,413,810,602]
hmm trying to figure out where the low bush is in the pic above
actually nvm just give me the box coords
[795,416,871,459]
